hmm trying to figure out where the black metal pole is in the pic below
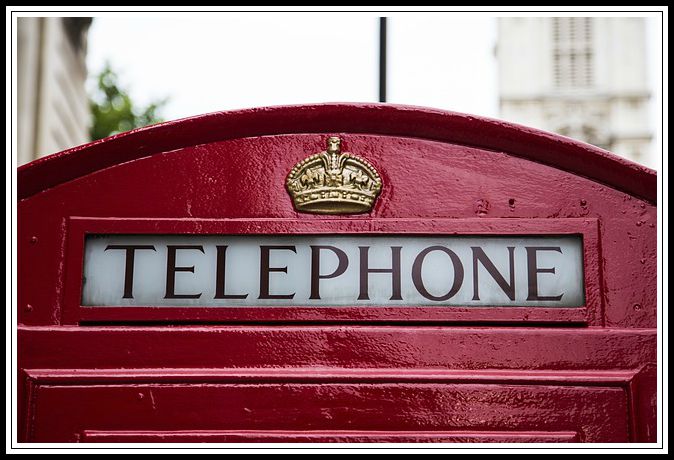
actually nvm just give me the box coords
[379,17,387,103]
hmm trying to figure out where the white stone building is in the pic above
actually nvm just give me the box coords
[496,17,652,165]
[17,17,92,166]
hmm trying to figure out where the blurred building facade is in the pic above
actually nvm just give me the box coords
[497,17,651,165]
[17,17,92,166]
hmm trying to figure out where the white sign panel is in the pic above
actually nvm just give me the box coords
[82,235,584,307]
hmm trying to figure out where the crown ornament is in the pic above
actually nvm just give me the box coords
[286,137,382,214]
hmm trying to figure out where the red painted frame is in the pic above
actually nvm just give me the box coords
[18,104,656,204]
[63,216,602,325]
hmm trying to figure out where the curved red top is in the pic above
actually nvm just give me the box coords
[18,103,657,203]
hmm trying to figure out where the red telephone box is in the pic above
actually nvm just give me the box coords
[17,104,657,443]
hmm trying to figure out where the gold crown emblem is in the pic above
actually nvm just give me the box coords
[286,137,382,214]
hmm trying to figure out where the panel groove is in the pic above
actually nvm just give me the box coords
[80,429,582,443]
[24,368,639,387]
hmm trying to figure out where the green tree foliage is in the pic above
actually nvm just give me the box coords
[89,63,168,140]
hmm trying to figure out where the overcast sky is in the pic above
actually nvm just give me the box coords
[86,14,498,121]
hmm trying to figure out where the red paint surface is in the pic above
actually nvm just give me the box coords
[17,104,657,443]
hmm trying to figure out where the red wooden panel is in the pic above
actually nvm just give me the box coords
[18,326,657,371]
[17,327,656,443]
[26,378,628,443]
